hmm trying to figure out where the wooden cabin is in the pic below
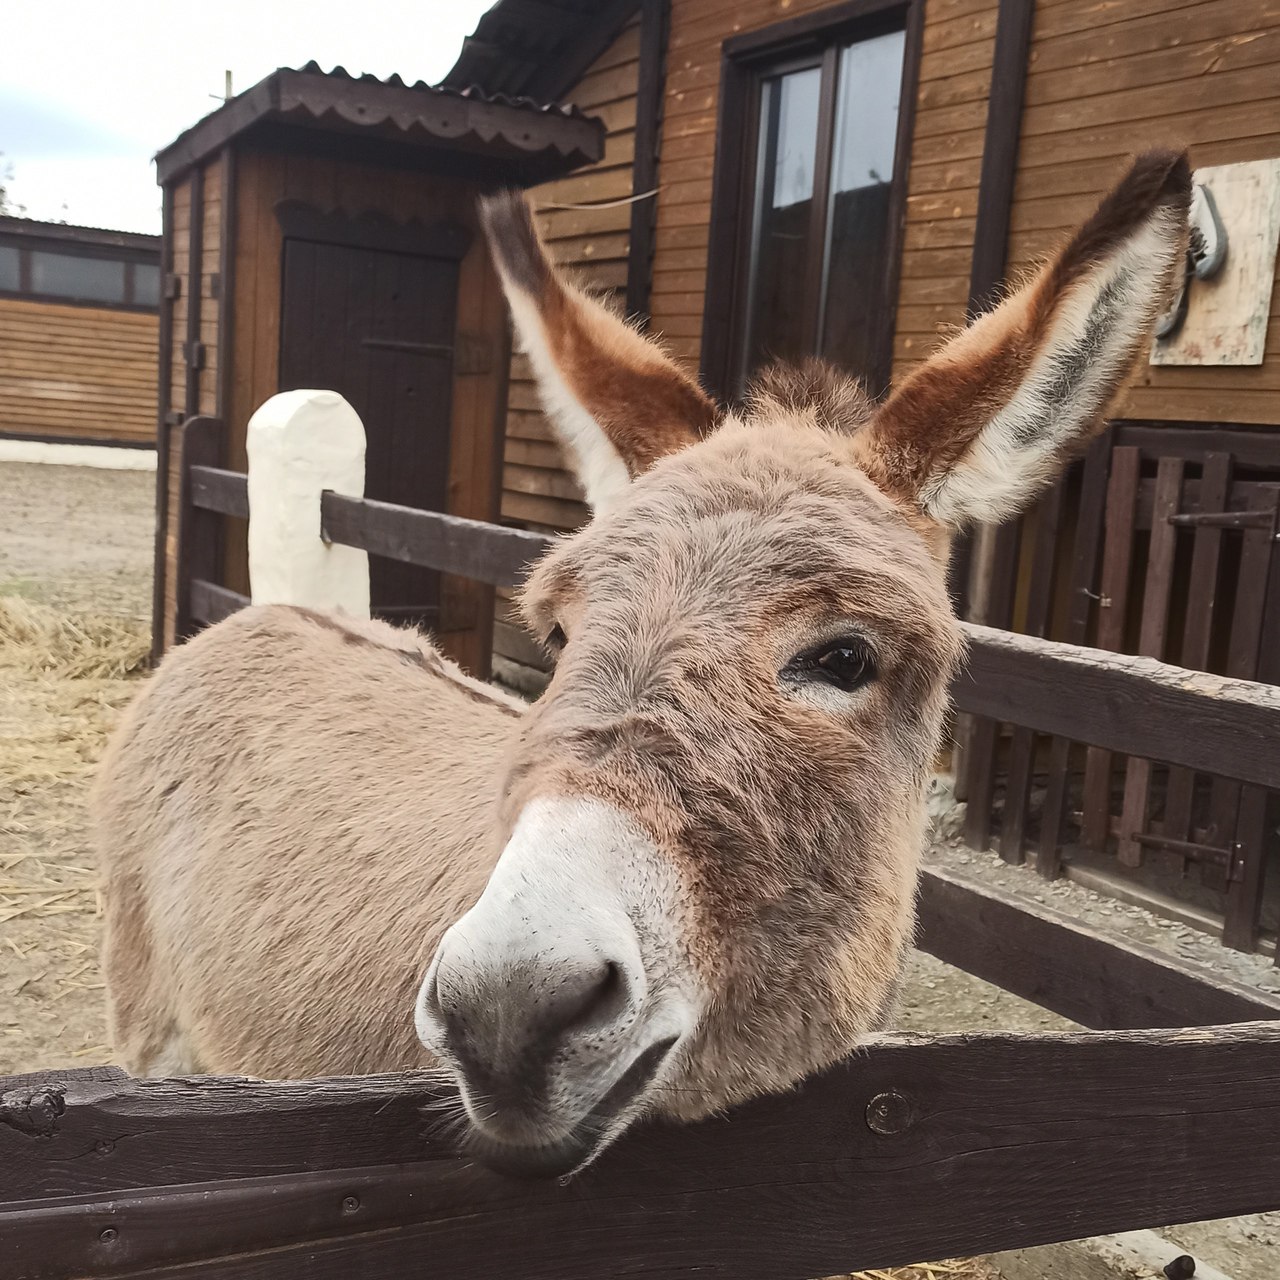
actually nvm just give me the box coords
[447,0,1280,949]
[0,217,159,447]
[150,63,603,670]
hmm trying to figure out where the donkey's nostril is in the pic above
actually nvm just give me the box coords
[540,957,632,1043]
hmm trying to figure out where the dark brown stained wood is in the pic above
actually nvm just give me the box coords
[1038,429,1113,875]
[188,464,248,519]
[3,1021,1279,1280]
[183,165,205,421]
[1115,422,1280,469]
[1081,444,1140,851]
[1164,452,1233,846]
[626,0,668,324]
[320,491,554,589]
[1219,487,1280,951]
[998,478,1063,864]
[966,0,1034,317]
[963,519,1022,852]
[151,181,179,663]
[216,148,236,423]
[1116,455,1184,867]
[189,579,250,626]
[173,417,225,643]
[916,865,1280,1029]
[955,622,1280,793]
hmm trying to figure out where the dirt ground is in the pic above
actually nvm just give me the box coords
[1,461,154,1075]
[1,461,1275,1279]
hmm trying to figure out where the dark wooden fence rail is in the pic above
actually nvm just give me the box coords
[3,1023,1279,1280]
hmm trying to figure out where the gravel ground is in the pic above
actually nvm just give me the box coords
[1,461,1275,1278]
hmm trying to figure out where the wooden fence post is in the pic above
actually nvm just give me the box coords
[246,390,370,618]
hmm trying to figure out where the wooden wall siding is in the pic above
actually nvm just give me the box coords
[1002,0,1280,424]
[0,296,157,444]
[493,17,642,686]
[160,162,227,651]
[650,0,999,374]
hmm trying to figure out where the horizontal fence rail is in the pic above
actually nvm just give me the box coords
[917,866,1280,1028]
[181,464,1280,794]
[3,1022,1279,1280]
[954,622,1280,792]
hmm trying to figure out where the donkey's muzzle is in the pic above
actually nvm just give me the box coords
[412,795,695,1175]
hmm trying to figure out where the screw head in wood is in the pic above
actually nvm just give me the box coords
[95,1139,115,1155]
[866,1090,914,1136]
[99,1228,118,1244]
[342,1195,360,1214]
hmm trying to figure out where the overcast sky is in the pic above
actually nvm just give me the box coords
[2,0,494,233]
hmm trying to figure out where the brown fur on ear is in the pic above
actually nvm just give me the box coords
[480,191,719,507]
[743,358,875,434]
[855,149,1191,524]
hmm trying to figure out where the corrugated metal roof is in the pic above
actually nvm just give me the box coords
[443,0,640,100]
[155,61,605,186]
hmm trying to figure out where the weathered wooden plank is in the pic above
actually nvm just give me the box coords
[188,579,249,627]
[1039,435,1111,875]
[3,1020,1279,1280]
[174,417,225,643]
[1082,445,1140,850]
[321,492,554,589]
[917,864,1280,1029]
[188,465,248,519]
[1165,453,1233,844]
[1116,456,1184,866]
[955,622,1280,792]
[998,482,1064,864]
[1221,488,1280,951]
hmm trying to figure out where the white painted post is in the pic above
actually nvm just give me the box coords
[246,389,371,618]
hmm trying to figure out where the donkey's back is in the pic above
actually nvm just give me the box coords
[94,604,520,1079]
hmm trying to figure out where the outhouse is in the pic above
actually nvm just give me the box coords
[151,63,602,671]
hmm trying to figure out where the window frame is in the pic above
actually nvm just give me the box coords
[699,0,924,401]
[0,237,160,312]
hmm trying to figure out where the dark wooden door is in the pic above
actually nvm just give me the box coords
[279,238,458,625]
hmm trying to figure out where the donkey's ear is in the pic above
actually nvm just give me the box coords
[481,192,718,513]
[854,150,1191,528]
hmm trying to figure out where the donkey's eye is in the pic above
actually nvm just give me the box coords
[544,623,568,653]
[786,640,877,693]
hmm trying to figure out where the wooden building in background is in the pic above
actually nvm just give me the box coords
[150,63,602,670]
[0,217,159,447]
[447,0,1280,950]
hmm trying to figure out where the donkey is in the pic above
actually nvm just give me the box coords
[95,150,1190,1178]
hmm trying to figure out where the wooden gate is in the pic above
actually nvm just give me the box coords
[964,421,1280,955]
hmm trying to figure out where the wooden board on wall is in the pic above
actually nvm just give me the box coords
[0,297,157,444]
[1009,0,1280,424]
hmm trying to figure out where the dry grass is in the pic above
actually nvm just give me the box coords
[1,594,149,1072]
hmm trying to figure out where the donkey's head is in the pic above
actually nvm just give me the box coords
[417,152,1190,1176]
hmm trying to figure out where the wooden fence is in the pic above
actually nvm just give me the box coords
[962,423,1280,954]
[7,411,1275,1279]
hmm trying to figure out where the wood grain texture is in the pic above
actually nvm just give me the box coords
[1010,0,1280,422]
[0,297,157,444]
[2,1020,1278,1280]
[917,863,1280,1028]
[955,620,1280,791]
